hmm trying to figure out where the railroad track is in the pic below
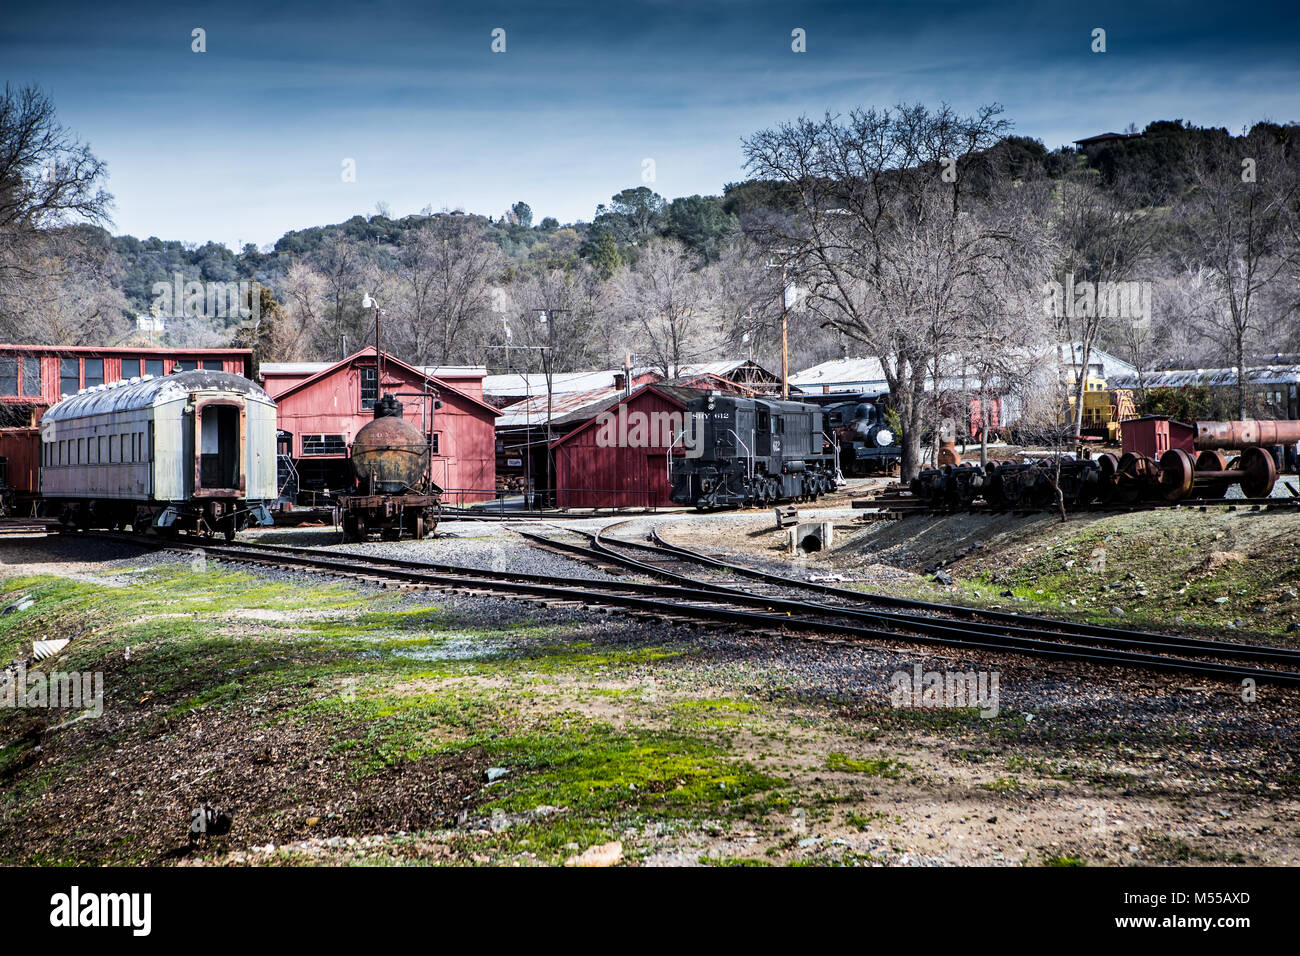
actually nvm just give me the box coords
[45,528,1300,689]
[0,519,52,536]
[522,522,1300,685]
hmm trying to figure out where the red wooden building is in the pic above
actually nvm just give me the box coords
[260,348,498,504]
[0,344,252,502]
[550,382,739,509]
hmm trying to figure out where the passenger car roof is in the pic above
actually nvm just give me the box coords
[42,370,273,423]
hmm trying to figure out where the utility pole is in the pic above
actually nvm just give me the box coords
[781,262,789,400]
[362,294,384,399]
[536,308,567,508]
[766,255,795,400]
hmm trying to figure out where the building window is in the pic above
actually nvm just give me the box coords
[429,432,440,455]
[145,359,164,378]
[361,367,378,410]
[0,358,16,396]
[21,357,41,396]
[174,359,197,372]
[302,434,347,456]
[84,358,104,388]
[60,358,79,395]
[124,358,144,379]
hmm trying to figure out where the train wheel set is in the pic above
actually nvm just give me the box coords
[338,495,440,543]
[909,446,1280,512]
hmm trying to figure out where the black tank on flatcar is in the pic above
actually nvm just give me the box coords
[669,394,837,510]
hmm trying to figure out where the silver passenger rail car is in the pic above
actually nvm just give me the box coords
[39,370,278,539]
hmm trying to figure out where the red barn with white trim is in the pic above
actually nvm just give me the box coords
[261,348,498,504]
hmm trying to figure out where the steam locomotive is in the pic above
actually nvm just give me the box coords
[822,397,900,476]
[669,394,837,509]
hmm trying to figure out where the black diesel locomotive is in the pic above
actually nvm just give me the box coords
[670,394,836,509]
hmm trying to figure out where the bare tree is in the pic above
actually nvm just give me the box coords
[389,216,505,366]
[1176,127,1300,417]
[0,84,118,340]
[1050,172,1159,439]
[0,228,129,344]
[0,84,112,231]
[742,103,1027,480]
[505,267,608,372]
[310,231,364,349]
[277,260,328,360]
[704,239,783,360]
[611,238,715,375]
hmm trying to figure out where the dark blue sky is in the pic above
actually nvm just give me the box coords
[4,0,1298,248]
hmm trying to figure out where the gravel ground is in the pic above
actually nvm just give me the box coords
[4,527,1299,866]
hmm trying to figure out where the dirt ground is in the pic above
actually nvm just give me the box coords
[1,521,1298,867]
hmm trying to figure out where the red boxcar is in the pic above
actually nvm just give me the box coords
[1121,416,1196,459]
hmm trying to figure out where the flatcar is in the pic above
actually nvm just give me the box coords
[39,370,277,539]
[670,394,836,509]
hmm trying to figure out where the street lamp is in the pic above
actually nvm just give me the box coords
[362,293,384,398]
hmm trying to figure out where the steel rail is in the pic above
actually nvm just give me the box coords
[63,529,1300,687]
[640,525,1300,661]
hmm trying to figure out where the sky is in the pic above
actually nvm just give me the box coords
[4,0,1299,250]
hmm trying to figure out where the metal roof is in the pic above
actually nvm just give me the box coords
[261,361,486,378]
[550,384,709,430]
[484,369,654,398]
[790,357,889,390]
[495,386,627,428]
[1111,365,1300,389]
[43,370,274,423]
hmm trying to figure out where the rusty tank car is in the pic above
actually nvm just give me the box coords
[338,395,441,542]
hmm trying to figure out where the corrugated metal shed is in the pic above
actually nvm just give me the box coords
[1111,365,1300,389]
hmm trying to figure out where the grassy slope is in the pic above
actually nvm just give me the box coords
[846,510,1300,643]
[0,564,783,865]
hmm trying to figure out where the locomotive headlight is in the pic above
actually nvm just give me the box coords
[875,428,894,448]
